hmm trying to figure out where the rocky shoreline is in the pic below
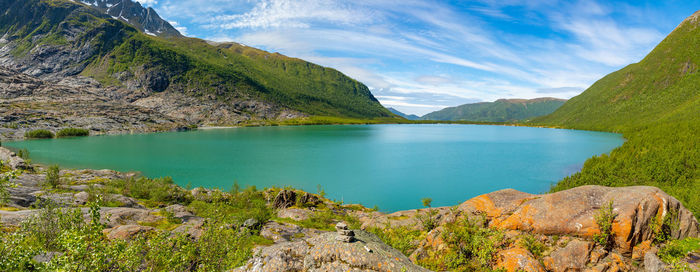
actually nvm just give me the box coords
[1,146,699,271]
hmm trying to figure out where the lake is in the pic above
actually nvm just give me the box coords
[5,124,624,211]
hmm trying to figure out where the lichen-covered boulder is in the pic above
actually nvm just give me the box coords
[459,186,700,253]
[102,224,154,240]
[234,230,430,272]
[495,247,545,272]
[542,239,592,272]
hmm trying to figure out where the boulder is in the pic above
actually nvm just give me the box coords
[272,190,296,209]
[459,186,700,253]
[233,230,430,272]
[73,191,89,206]
[644,252,668,272]
[496,247,546,272]
[171,219,205,239]
[260,221,324,243]
[100,207,163,227]
[103,224,155,240]
[0,147,30,169]
[543,239,593,272]
[164,204,194,220]
[276,208,313,221]
[242,218,260,230]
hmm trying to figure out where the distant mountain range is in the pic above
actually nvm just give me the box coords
[387,107,420,120]
[421,97,566,122]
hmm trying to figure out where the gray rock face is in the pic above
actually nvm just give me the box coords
[234,230,431,272]
[644,252,669,272]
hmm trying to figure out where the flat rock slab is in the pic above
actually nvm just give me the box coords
[235,230,431,272]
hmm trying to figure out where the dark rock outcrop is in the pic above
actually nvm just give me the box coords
[75,0,182,37]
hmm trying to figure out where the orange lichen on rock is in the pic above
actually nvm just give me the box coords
[495,247,545,272]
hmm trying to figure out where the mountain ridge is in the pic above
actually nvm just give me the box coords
[0,0,392,132]
[72,0,181,37]
[422,97,566,122]
[387,107,420,120]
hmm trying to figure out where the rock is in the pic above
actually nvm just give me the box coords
[644,252,668,272]
[100,207,163,227]
[495,247,546,272]
[108,194,144,208]
[272,190,296,209]
[233,230,430,272]
[260,221,324,243]
[0,209,40,226]
[335,221,355,243]
[171,219,206,239]
[298,192,321,207]
[73,191,90,206]
[459,186,700,253]
[103,224,155,240]
[32,251,62,264]
[543,239,593,272]
[632,240,653,261]
[164,204,194,219]
[0,147,30,169]
[171,217,204,240]
[243,218,260,230]
[276,208,313,221]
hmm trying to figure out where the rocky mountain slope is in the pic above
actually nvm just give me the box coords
[73,0,181,37]
[0,0,391,135]
[422,97,566,122]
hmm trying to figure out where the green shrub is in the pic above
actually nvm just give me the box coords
[44,165,60,189]
[368,226,426,256]
[56,128,89,137]
[106,177,191,207]
[593,201,616,250]
[657,237,700,265]
[418,215,505,271]
[0,161,20,205]
[519,234,547,258]
[24,129,54,139]
[417,198,438,231]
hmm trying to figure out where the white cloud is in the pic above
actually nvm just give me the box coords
[168,21,188,36]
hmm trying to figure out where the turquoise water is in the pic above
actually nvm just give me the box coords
[5,124,624,211]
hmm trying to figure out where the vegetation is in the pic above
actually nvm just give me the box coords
[0,197,261,271]
[416,197,438,231]
[537,12,700,220]
[593,201,616,250]
[657,237,700,271]
[44,165,60,189]
[423,98,566,122]
[0,161,20,205]
[56,128,89,137]
[367,226,426,256]
[518,234,547,258]
[418,216,505,271]
[24,130,54,139]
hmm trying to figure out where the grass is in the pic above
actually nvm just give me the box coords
[657,237,700,266]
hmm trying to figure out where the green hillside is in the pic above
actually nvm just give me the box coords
[536,11,700,217]
[0,0,392,119]
[422,98,566,122]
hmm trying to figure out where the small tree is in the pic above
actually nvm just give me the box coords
[45,165,61,189]
[418,197,438,231]
[594,200,616,250]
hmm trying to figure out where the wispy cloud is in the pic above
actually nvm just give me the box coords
[148,0,690,115]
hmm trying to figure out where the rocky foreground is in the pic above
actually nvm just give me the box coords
[1,147,699,271]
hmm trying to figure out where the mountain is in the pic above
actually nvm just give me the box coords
[0,0,392,129]
[536,10,700,217]
[421,97,566,122]
[387,107,420,120]
[73,0,181,37]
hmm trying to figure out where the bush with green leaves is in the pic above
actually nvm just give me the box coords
[593,201,616,250]
[56,128,89,137]
[657,237,700,270]
[0,161,20,205]
[44,165,60,189]
[416,197,438,231]
[418,215,505,272]
[24,130,54,139]
[367,225,426,256]
[106,177,191,207]
[518,234,547,258]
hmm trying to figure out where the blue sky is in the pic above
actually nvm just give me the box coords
[136,0,699,115]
